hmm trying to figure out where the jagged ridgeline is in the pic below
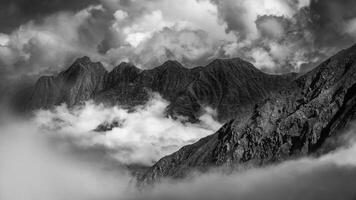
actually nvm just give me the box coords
[18,56,295,122]
[137,44,356,185]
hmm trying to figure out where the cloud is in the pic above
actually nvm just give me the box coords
[2,106,356,200]
[0,118,131,200]
[134,124,356,200]
[0,5,109,82]
[2,0,356,90]
[309,0,356,47]
[211,0,300,39]
[33,94,222,166]
[206,0,356,73]
[0,0,100,33]
[207,0,316,72]
[0,0,231,84]
[2,91,356,200]
[99,0,234,68]
[105,26,226,68]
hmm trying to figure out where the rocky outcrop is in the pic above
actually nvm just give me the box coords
[24,57,294,122]
[138,44,356,184]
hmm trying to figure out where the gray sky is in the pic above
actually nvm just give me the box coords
[1,0,356,84]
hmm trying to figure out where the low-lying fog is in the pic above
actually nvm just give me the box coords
[1,95,356,200]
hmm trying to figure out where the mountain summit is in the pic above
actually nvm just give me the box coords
[26,56,107,109]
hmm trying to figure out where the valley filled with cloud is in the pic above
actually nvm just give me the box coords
[1,98,356,200]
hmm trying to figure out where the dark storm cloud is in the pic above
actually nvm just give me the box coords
[292,0,356,71]
[207,0,356,73]
[0,0,99,33]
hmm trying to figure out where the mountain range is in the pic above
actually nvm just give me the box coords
[15,44,356,186]
[18,56,295,122]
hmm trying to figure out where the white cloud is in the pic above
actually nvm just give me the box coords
[257,17,285,39]
[2,99,356,200]
[212,0,298,40]
[0,5,108,78]
[249,47,276,69]
[0,0,343,85]
[297,0,311,9]
[113,10,128,21]
[0,33,10,46]
[34,94,221,166]
[0,121,130,200]
[345,18,356,38]
[122,10,172,47]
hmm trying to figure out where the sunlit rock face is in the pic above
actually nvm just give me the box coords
[138,44,356,185]
[22,56,294,122]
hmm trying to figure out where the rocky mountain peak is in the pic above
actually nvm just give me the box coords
[206,57,262,75]
[25,57,107,109]
[161,60,186,69]
[64,56,107,75]
[112,62,141,74]
[104,62,141,90]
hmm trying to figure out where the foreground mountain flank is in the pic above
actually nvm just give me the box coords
[137,44,356,184]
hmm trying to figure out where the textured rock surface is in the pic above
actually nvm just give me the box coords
[168,58,296,121]
[24,57,294,122]
[26,56,107,109]
[138,44,356,184]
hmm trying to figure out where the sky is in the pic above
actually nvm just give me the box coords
[1,0,356,87]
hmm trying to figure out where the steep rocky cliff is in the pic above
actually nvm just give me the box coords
[138,44,356,184]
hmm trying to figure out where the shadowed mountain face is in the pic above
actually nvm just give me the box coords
[21,56,294,122]
[168,58,296,121]
[26,56,107,110]
[138,44,356,184]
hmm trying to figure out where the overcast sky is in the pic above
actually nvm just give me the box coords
[1,0,356,84]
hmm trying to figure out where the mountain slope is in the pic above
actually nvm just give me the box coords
[138,44,356,184]
[95,60,197,108]
[168,58,296,121]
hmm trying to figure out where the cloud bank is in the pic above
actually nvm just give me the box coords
[34,94,221,166]
[139,141,356,200]
[0,119,131,200]
[2,107,356,200]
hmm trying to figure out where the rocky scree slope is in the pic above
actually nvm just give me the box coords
[137,44,356,184]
